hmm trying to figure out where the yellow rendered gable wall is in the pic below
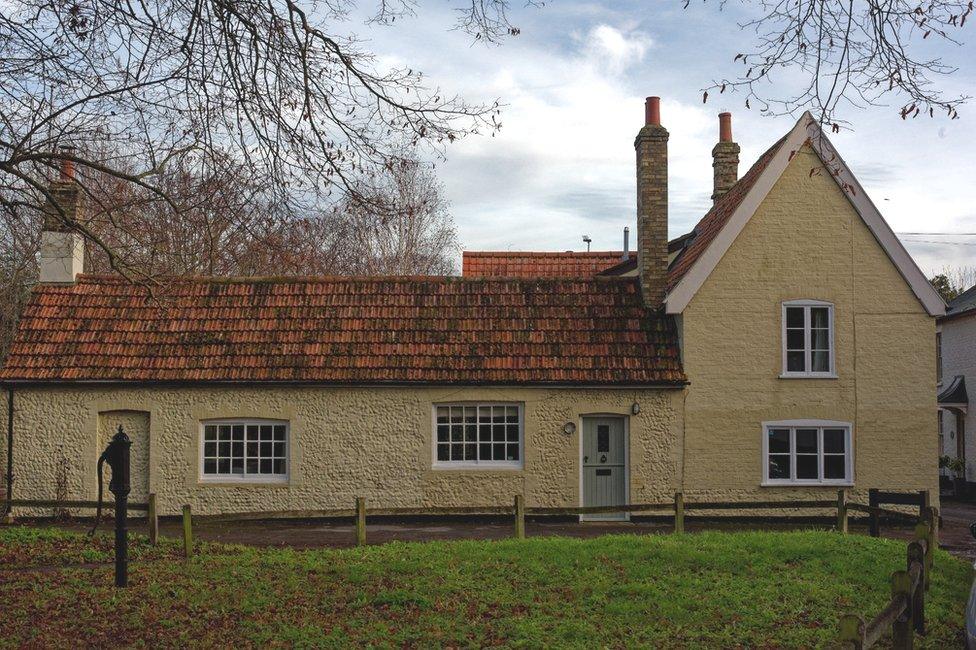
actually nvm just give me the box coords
[680,144,938,504]
[4,385,683,516]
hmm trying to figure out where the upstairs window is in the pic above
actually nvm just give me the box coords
[434,404,522,468]
[200,420,288,482]
[782,301,835,377]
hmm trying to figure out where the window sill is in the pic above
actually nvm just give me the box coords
[761,481,853,487]
[199,477,289,487]
[431,463,523,471]
[778,372,838,380]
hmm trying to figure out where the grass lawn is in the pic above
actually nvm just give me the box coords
[0,526,970,648]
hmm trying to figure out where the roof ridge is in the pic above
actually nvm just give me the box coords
[463,251,634,258]
[73,273,640,285]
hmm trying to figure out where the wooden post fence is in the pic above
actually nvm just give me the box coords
[147,493,158,545]
[674,492,684,533]
[890,570,913,648]
[837,489,848,534]
[837,518,931,649]
[514,494,525,539]
[868,488,880,537]
[355,497,366,546]
[182,504,192,559]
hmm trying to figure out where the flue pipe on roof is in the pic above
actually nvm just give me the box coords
[59,146,75,181]
[622,227,630,260]
[645,97,661,126]
[718,112,733,143]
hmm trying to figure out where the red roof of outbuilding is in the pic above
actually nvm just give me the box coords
[0,274,686,385]
[463,251,635,278]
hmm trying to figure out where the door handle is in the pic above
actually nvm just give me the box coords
[583,456,588,463]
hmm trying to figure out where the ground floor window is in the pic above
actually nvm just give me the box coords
[434,404,522,468]
[762,420,852,485]
[201,420,288,482]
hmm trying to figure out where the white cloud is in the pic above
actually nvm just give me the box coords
[581,25,652,74]
[351,1,976,277]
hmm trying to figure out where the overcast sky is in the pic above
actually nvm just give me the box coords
[353,1,976,276]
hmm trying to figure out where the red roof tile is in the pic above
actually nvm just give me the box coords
[463,251,634,278]
[0,274,686,385]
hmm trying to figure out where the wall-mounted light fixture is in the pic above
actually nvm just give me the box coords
[563,422,576,436]
[631,403,641,415]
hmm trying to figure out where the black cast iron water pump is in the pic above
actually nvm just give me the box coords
[90,425,131,587]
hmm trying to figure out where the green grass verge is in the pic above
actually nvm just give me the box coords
[0,527,969,648]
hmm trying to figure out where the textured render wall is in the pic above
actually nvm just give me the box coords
[940,313,976,479]
[681,144,939,505]
[7,385,683,516]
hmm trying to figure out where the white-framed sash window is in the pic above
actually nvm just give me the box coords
[781,300,836,378]
[199,419,288,483]
[762,420,852,485]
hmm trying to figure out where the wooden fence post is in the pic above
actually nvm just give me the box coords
[925,505,939,567]
[837,614,865,649]
[181,504,192,560]
[514,494,525,540]
[836,489,848,534]
[890,570,913,650]
[147,493,158,545]
[907,539,926,636]
[355,497,366,546]
[868,488,880,538]
[919,490,930,519]
[674,492,684,534]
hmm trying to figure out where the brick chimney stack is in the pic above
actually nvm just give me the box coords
[635,96,669,307]
[711,112,740,204]
[39,148,84,284]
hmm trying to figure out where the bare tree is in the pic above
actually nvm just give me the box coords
[696,1,973,127]
[338,158,460,275]
[0,151,462,361]
[930,265,976,301]
[0,0,527,276]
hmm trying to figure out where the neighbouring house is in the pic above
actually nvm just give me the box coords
[938,285,976,494]
[0,98,944,518]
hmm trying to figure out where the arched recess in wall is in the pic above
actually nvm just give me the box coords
[97,410,150,503]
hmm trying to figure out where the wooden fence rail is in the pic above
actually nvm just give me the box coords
[837,507,938,649]
[6,498,150,512]
[7,491,934,574]
[6,496,158,545]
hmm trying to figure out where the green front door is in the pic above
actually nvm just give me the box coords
[581,416,627,521]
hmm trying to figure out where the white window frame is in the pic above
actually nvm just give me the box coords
[781,300,836,378]
[761,419,853,486]
[431,403,524,470]
[198,418,290,484]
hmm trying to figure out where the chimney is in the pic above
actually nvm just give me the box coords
[635,97,669,306]
[39,148,84,284]
[711,112,740,203]
[622,226,630,261]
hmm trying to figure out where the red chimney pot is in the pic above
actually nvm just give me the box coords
[645,97,661,126]
[59,146,75,181]
[718,112,733,143]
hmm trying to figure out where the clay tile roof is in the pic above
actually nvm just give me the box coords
[463,251,635,278]
[666,135,787,291]
[0,274,686,385]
